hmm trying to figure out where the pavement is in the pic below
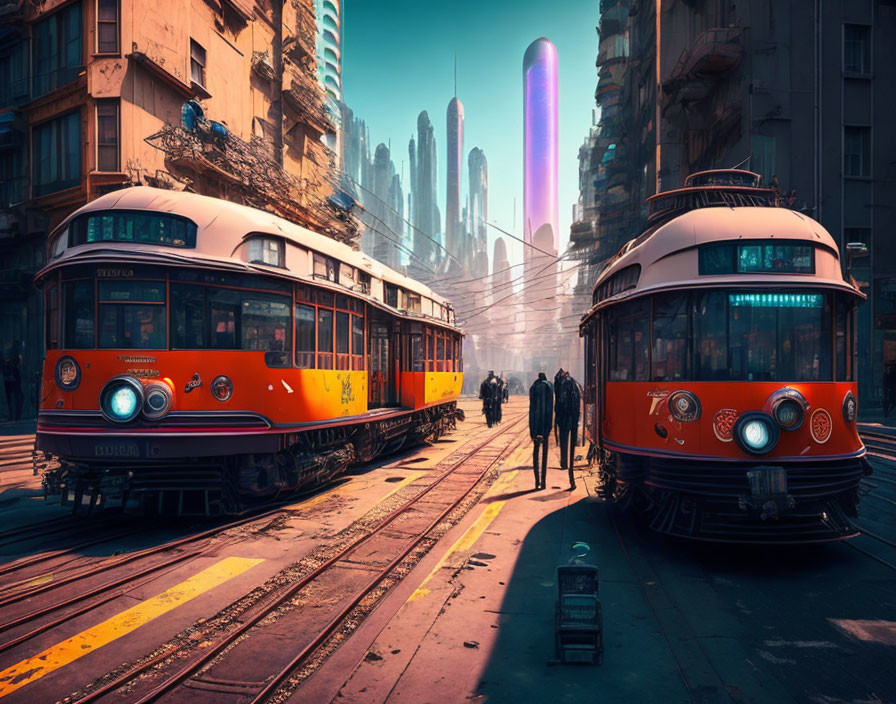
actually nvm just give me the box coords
[1,398,895,703]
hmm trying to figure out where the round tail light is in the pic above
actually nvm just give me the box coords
[212,375,233,402]
[733,412,779,455]
[55,356,81,390]
[668,391,701,422]
[842,392,857,423]
[143,382,173,420]
[773,398,804,430]
[99,375,144,424]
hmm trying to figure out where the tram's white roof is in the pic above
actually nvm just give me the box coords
[592,205,855,305]
[44,186,454,316]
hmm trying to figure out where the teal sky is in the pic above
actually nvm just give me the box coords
[342,1,599,271]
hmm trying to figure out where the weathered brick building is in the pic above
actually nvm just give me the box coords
[0,0,352,419]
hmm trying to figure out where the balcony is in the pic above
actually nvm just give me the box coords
[663,27,744,104]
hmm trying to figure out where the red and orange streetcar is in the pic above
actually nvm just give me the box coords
[579,170,868,542]
[35,187,463,515]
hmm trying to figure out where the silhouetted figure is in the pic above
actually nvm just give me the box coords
[494,374,506,423]
[3,342,23,422]
[884,362,896,419]
[553,368,564,442]
[529,371,553,489]
[479,370,499,428]
[555,371,581,490]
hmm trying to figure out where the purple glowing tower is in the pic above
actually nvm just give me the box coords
[523,37,559,260]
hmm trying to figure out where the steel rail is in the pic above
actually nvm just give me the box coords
[92,413,528,704]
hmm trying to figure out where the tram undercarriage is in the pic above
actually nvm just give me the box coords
[598,450,871,543]
[38,403,462,517]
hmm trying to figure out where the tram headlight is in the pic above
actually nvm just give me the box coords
[99,375,144,424]
[142,382,173,420]
[54,356,81,391]
[842,392,857,423]
[773,399,803,430]
[211,375,233,402]
[733,412,779,455]
[668,391,701,422]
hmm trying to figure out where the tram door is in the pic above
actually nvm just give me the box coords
[369,317,399,408]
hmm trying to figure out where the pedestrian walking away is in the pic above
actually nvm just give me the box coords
[555,370,581,490]
[494,374,506,424]
[529,371,553,490]
[479,370,499,428]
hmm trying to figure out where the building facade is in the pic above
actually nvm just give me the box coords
[0,0,348,420]
[445,96,463,271]
[574,0,896,415]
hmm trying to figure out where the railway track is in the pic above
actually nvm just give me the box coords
[69,412,530,704]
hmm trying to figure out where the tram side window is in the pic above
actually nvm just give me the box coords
[607,299,649,381]
[693,291,728,380]
[242,295,291,367]
[98,280,166,349]
[351,314,365,370]
[426,328,436,372]
[336,311,350,370]
[436,333,445,372]
[652,294,688,381]
[46,282,59,349]
[295,304,315,369]
[63,280,94,349]
[318,308,334,369]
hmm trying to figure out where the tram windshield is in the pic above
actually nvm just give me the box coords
[606,289,855,383]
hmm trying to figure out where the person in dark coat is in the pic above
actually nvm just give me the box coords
[529,371,553,489]
[2,342,23,422]
[494,374,506,424]
[555,370,582,490]
[553,368,564,442]
[479,371,499,428]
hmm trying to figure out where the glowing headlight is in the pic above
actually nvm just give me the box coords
[842,392,857,423]
[734,412,779,455]
[99,375,144,424]
[54,356,81,390]
[742,421,769,448]
[142,383,173,420]
[668,391,701,422]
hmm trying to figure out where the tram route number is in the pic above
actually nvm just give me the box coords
[94,442,141,458]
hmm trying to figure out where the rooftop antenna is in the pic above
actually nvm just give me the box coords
[454,53,457,98]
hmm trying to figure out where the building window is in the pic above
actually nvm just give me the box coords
[32,111,81,196]
[32,1,83,98]
[190,39,206,87]
[844,24,871,75]
[96,0,119,53]
[96,100,119,171]
[248,236,284,267]
[844,126,871,178]
[0,40,29,105]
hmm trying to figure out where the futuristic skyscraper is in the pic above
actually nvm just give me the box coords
[446,97,464,267]
[522,37,559,259]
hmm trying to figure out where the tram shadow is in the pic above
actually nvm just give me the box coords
[475,497,862,703]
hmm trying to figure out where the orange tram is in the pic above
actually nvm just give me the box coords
[35,188,463,515]
[579,170,869,542]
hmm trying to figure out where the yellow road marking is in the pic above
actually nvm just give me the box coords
[407,470,519,602]
[0,556,263,699]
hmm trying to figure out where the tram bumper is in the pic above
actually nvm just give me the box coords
[625,454,865,542]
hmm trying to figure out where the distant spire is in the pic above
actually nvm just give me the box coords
[454,53,457,97]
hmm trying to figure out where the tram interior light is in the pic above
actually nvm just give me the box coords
[728,293,822,308]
